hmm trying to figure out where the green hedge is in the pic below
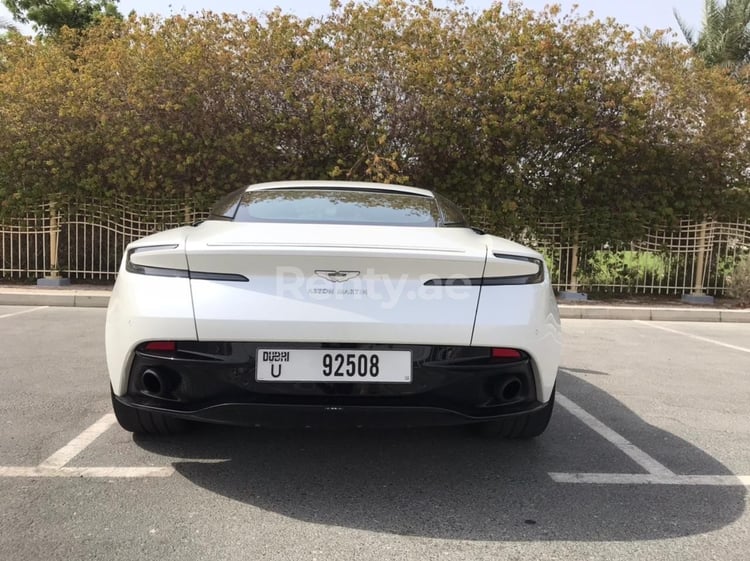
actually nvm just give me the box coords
[1,1,748,244]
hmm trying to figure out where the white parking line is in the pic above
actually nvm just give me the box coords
[554,385,750,486]
[0,413,175,478]
[549,473,750,486]
[556,391,674,476]
[1,383,746,484]
[635,320,750,354]
[0,466,174,478]
[0,306,48,320]
[40,413,117,469]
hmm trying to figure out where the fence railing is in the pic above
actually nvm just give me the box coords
[1,200,749,296]
[530,218,750,295]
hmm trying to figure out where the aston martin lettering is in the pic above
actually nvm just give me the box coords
[315,270,360,283]
[308,288,368,296]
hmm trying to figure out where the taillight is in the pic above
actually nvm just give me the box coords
[484,254,545,285]
[491,348,522,359]
[125,246,188,278]
[125,246,248,281]
[422,254,545,287]
[144,341,177,352]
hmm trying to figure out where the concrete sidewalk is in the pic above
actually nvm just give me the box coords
[0,285,748,322]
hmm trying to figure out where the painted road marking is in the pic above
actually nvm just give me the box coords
[0,466,174,478]
[0,306,48,320]
[554,383,749,486]
[0,413,175,478]
[0,385,745,483]
[549,473,750,486]
[40,413,117,469]
[635,320,750,354]
[556,391,674,476]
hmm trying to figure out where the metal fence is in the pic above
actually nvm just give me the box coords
[1,199,749,296]
[531,218,750,295]
[0,200,208,281]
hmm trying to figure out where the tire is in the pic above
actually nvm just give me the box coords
[471,386,555,439]
[111,390,187,435]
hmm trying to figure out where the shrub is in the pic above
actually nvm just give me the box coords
[726,254,750,304]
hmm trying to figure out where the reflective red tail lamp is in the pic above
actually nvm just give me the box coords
[144,341,176,352]
[491,348,522,359]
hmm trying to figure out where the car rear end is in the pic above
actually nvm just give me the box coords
[106,182,560,434]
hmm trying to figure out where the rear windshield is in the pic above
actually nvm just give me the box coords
[233,189,441,227]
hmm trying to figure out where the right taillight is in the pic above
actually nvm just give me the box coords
[483,254,544,285]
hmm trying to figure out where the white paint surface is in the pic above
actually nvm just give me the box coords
[635,321,750,354]
[556,390,674,476]
[0,306,48,320]
[549,473,750,486]
[552,387,749,487]
[0,466,174,478]
[40,413,117,469]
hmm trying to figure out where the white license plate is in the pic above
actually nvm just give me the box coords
[256,349,412,383]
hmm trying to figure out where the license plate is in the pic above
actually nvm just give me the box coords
[256,349,412,383]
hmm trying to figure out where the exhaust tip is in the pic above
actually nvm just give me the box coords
[142,369,163,395]
[494,376,523,403]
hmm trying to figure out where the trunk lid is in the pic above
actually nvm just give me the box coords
[185,222,487,345]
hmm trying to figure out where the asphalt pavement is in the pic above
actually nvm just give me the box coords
[0,306,748,560]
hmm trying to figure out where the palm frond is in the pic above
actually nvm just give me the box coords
[674,8,697,47]
[678,0,750,68]
[0,16,17,32]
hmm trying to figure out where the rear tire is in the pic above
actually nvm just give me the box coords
[471,386,555,439]
[111,390,187,435]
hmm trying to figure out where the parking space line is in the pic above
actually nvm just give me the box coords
[0,466,174,478]
[556,377,749,486]
[557,390,675,476]
[635,320,750,354]
[0,413,176,478]
[549,473,750,486]
[40,413,117,469]
[0,306,48,320]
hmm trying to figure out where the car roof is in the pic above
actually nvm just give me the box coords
[244,180,434,198]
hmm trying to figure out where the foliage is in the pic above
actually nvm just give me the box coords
[675,0,750,69]
[726,253,750,303]
[0,1,748,238]
[1,0,121,35]
[577,250,668,288]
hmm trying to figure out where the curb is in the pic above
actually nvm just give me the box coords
[558,305,749,323]
[0,290,110,308]
[1,290,748,322]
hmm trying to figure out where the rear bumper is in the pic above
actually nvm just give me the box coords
[113,396,549,428]
[120,342,550,428]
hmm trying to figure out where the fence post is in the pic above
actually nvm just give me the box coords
[569,238,579,293]
[681,219,714,304]
[37,201,70,286]
[49,202,59,278]
[694,220,707,294]
[559,228,587,300]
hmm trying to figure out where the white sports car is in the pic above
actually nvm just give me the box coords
[106,181,561,437]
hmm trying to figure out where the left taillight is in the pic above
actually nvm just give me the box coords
[125,244,249,282]
[143,341,177,352]
[126,245,189,278]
